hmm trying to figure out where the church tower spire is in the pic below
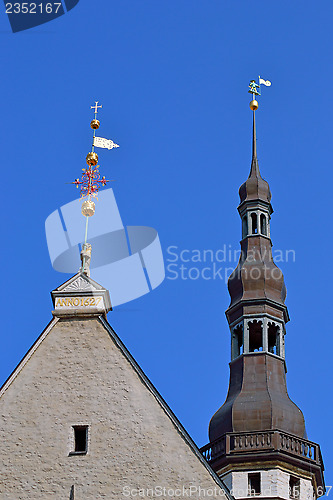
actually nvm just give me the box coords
[201,82,325,500]
[226,95,287,366]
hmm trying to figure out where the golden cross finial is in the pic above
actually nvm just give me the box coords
[91,101,102,116]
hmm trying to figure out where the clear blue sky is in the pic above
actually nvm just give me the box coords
[1,0,332,488]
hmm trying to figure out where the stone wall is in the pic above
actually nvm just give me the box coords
[220,469,313,500]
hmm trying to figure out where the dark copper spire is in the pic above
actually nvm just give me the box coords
[209,107,303,442]
[239,111,272,206]
[227,110,287,323]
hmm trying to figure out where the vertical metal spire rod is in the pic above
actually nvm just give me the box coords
[248,76,271,170]
[249,81,259,165]
[252,109,257,160]
[84,215,89,245]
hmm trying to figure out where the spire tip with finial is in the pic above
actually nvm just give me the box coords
[69,101,119,274]
[248,76,272,164]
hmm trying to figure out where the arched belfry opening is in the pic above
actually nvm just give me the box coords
[251,212,258,234]
[232,324,244,359]
[248,320,263,352]
[260,213,267,235]
[268,322,280,356]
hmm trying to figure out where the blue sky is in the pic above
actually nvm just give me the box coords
[1,0,332,488]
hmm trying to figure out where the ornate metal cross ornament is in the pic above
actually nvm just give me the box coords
[69,102,119,271]
[73,164,109,200]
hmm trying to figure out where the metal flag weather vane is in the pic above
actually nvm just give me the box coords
[71,102,119,275]
[248,75,271,110]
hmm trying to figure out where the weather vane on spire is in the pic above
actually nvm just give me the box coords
[71,101,119,275]
[248,76,271,110]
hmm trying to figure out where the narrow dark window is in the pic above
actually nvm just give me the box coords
[268,322,280,355]
[251,213,258,234]
[233,324,244,358]
[260,214,267,235]
[73,426,88,453]
[248,473,261,496]
[242,216,248,238]
[248,320,263,352]
[289,476,300,499]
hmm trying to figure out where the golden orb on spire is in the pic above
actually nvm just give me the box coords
[90,119,100,130]
[86,152,98,166]
[250,100,259,111]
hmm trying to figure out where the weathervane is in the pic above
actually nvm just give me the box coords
[71,101,119,275]
[248,76,271,110]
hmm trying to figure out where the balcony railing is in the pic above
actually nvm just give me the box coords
[200,430,323,467]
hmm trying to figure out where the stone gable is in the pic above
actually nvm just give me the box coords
[0,316,230,499]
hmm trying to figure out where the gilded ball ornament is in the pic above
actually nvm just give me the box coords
[86,152,98,166]
[81,200,95,217]
[90,119,100,130]
[250,100,259,111]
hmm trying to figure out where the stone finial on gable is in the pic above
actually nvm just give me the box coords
[80,243,92,276]
[51,272,112,317]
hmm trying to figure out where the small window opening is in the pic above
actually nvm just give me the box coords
[233,324,244,357]
[289,476,300,499]
[73,426,88,454]
[248,473,261,496]
[268,322,280,355]
[251,213,258,234]
[248,320,263,352]
[260,214,267,236]
[242,216,248,238]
